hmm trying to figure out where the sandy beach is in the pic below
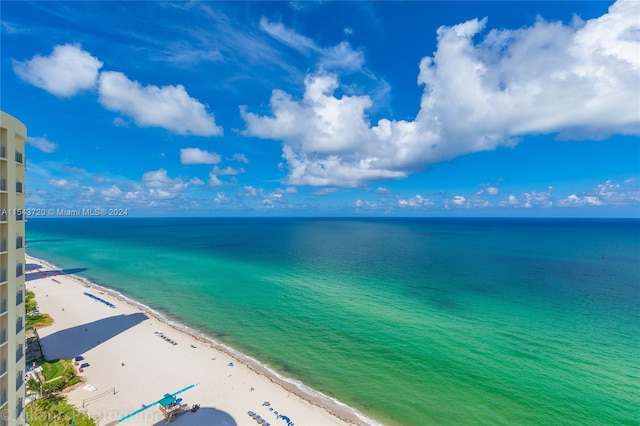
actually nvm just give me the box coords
[26,254,369,426]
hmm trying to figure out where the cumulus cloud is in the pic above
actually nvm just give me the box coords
[98,71,223,136]
[214,192,230,204]
[244,1,639,187]
[28,137,58,153]
[398,194,432,208]
[180,148,222,165]
[559,180,640,207]
[140,169,190,200]
[499,186,554,208]
[49,179,79,190]
[13,44,103,97]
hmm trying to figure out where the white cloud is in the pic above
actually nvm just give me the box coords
[101,185,123,200]
[354,199,377,209]
[49,179,79,190]
[398,194,432,208]
[311,187,338,196]
[260,18,364,72]
[212,166,244,176]
[486,186,499,195]
[259,17,318,54]
[180,148,222,165]
[214,192,230,204]
[451,195,466,206]
[499,186,554,208]
[13,44,103,97]
[244,1,639,187]
[230,153,249,164]
[28,137,58,153]
[559,180,640,207]
[141,169,189,200]
[98,71,223,136]
[208,173,223,188]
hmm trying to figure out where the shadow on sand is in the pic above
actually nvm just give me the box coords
[25,266,89,282]
[151,407,237,426]
[39,313,148,360]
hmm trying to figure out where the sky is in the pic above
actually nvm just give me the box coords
[1,1,639,217]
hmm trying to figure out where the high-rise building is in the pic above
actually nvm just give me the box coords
[0,111,27,426]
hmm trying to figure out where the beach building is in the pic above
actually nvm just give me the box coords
[0,111,27,426]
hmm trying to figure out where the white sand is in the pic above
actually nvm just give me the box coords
[26,255,370,426]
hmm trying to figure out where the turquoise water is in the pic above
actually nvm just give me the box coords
[27,218,640,425]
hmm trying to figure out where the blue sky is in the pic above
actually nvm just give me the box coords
[2,1,639,217]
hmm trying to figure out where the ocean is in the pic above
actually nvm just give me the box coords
[25,218,640,425]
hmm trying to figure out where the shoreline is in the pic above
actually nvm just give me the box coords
[26,252,379,426]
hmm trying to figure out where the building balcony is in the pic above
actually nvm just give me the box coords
[16,263,23,277]
[15,151,23,164]
[15,237,22,250]
[0,328,6,345]
[0,299,6,315]
[16,182,23,194]
[16,344,23,361]
[0,239,6,253]
[0,179,5,192]
[0,269,6,283]
[0,145,5,159]
[16,291,22,306]
[0,359,7,376]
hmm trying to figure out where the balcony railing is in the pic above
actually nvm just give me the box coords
[0,268,6,283]
[16,236,23,250]
[0,146,5,159]
[0,239,6,252]
[16,212,23,221]
[16,344,24,361]
[0,179,5,191]
[16,263,23,277]
[16,375,22,391]
[16,318,23,334]
[0,359,7,375]
[0,299,6,314]
[0,213,6,222]
[0,389,6,406]
[16,291,23,306]
[15,151,23,164]
[0,328,7,345]
[16,182,23,193]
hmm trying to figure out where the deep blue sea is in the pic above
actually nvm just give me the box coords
[26,218,640,425]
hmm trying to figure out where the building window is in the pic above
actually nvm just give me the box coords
[16,290,23,306]
[15,151,23,164]
[16,263,23,277]
[15,181,23,193]
[16,397,23,418]
[15,236,23,249]
[16,370,23,391]
[16,317,23,334]
[16,343,23,361]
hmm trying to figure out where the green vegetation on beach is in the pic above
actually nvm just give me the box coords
[26,290,53,328]
[26,396,96,426]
